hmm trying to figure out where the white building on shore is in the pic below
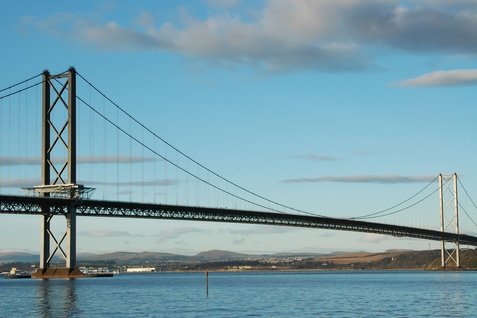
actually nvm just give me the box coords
[126,267,156,273]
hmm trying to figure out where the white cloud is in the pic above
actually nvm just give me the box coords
[22,1,477,74]
[396,69,477,87]
[21,1,370,73]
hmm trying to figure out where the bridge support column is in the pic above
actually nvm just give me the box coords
[30,68,84,279]
[66,206,77,269]
[439,173,460,269]
[39,214,50,270]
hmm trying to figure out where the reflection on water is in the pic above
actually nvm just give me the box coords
[435,273,467,316]
[36,279,78,317]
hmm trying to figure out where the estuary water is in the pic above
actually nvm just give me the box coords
[1,271,476,317]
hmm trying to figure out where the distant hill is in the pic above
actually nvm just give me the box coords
[1,249,317,263]
[270,252,327,258]
[191,249,259,261]
[0,252,38,263]
[3,249,477,270]
[78,251,185,262]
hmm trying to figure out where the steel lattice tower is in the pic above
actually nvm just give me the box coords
[439,173,460,269]
[27,68,92,278]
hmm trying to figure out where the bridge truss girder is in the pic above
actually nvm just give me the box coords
[2,194,477,247]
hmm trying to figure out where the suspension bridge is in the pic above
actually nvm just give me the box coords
[1,68,477,278]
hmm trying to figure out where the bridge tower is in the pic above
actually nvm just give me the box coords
[439,173,460,269]
[28,68,92,278]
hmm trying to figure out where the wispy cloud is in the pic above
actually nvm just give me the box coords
[78,155,158,164]
[233,238,246,245]
[293,154,339,162]
[316,232,335,238]
[0,178,177,189]
[358,233,390,244]
[282,175,436,184]
[352,150,371,156]
[396,69,477,87]
[155,227,210,243]
[87,179,178,187]
[0,155,157,166]
[0,178,41,188]
[24,1,477,74]
[114,190,134,196]
[0,157,40,166]
[78,229,141,238]
[227,225,295,236]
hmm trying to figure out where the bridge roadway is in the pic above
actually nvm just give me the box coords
[2,194,477,246]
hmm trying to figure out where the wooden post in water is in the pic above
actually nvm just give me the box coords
[206,270,209,296]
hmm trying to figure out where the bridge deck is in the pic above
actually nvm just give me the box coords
[2,194,477,246]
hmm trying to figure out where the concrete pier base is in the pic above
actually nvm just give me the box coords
[31,267,85,279]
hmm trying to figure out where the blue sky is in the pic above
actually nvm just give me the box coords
[1,0,477,255]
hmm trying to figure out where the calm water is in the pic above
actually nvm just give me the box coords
[1,271,476,317]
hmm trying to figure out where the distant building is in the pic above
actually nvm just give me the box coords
[126,267,156,273]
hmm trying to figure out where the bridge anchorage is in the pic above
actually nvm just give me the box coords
[1,68,472,277]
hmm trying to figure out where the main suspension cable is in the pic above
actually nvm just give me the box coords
[0,80,44,100]
[0,72,43,94]
[350,175,439,220]
[457,177,477,211]
[458,203,477,228]
[76,93,289,214]
[76,72,322,217]
[457,177,477,227]
[0,69,70,100]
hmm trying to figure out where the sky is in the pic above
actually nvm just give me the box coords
[1,0,477,256]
